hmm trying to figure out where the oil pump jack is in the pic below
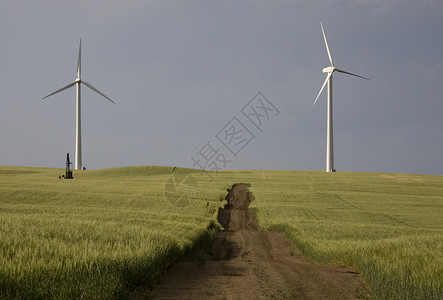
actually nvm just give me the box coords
[64,153,73,179]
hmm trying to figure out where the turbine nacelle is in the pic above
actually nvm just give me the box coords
[322,66,335,73]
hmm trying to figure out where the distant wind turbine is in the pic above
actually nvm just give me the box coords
[313,22,369,172]
[42,39,115,170]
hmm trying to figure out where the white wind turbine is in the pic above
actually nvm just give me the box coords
[314,22,369,172]
[42,39,115,170]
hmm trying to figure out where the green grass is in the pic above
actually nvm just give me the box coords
[1,167,442,299]
[0,166,224,299]
[236,170,443,299]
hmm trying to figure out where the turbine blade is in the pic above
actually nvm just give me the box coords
[313,72,333,106]
[336,68,370,80]
[77,39,82,78]
[321,22,334,67]
[42,81,76,100]
[82,81,115,104]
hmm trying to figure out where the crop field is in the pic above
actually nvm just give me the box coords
[238,170,443,299]
[1,166,442,299]
[0,166,225,299]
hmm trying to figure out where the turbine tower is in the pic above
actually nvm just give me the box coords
[42,39,115,170]
[314,22,369,172]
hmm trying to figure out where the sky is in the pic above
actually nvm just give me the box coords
[1,0,442,175]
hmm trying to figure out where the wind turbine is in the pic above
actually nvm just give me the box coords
[314,22,369,172]
[42,39,115,170]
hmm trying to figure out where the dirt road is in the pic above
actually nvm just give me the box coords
[153,184,370,299]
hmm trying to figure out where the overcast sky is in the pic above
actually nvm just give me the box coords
[1,0,442,175]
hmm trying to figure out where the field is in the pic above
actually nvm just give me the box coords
[0,166,224,299]
[246,171,443,299]
[1,166,442,299]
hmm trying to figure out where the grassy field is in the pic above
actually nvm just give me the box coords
[0,166,225,299]
[1,166,442,299]
[229,170,443,299]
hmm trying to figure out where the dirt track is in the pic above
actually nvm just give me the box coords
[153,184,370,299]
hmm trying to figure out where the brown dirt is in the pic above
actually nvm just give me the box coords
[152,184,370,299]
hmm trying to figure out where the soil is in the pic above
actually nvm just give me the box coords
[151,184,370,299]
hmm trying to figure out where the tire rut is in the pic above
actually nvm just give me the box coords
[151,184,370,299]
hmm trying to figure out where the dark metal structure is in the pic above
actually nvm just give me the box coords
[65,153,73,179]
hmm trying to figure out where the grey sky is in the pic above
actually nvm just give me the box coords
[1,0,442,175]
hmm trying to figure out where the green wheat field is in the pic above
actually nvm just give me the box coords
[1,166,442,299]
